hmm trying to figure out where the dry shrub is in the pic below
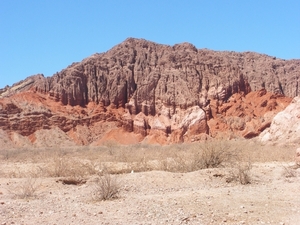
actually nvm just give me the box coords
[103,140,119,156]
[157,141,237,172]
[10,178,40,199]
[282,165,298,178]
[197,141,237,169]
[46,156,77,177]
[159,155,193,173]
[157,145,190,172]
[129,156,153,172]
[226,161,252,185]
[46,156,101,178]
[93,173,120,201]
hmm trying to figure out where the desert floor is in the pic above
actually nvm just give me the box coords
[0,141,299,225]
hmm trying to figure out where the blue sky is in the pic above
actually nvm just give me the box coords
[1,0,299,88]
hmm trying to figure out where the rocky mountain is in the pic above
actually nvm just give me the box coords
[0,38,299,147]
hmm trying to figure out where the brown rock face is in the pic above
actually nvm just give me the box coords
[207,89,292,139]
[0,38,298,147]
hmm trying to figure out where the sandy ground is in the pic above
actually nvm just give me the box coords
[0,161,300,225]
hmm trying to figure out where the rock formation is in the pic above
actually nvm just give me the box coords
[259,96,300,144]
[208,89,291,139]
[0,38,299,147]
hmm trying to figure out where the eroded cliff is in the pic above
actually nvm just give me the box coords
[0,38,298,147]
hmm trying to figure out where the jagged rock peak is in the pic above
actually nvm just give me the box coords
[173,42,198,52]
[122,37,167,46]
[2,38,300,110]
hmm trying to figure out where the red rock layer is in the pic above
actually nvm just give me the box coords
[207,89,292,139]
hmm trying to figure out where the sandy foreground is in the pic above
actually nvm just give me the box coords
[0,161,299,225]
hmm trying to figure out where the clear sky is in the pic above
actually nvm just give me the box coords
[1,0,299,88]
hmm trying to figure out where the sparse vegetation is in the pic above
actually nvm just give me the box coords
[0,140,295,182]
[46,155,101,178]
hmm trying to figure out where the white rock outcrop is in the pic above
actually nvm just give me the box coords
[259,96,300,144]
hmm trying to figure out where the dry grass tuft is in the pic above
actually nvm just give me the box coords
[9,178,40,199]
[93,173,121,201]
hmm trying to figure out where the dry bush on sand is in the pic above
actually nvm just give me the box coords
[159,155,191,172]
[9,178,40,199]
[47,156,74,177]
[196,141,237,169]
[157,141,237,172]
[226,161,252,185]
[93,173,120,201]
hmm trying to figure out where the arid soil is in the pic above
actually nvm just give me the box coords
[0,142,299,225]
